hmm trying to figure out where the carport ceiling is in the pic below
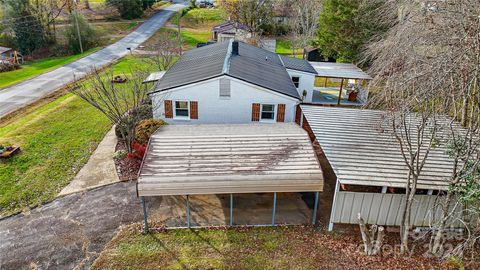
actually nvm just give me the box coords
[137,123,324,196]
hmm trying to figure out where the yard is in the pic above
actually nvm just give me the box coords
[0,48,98,89]
[0,56,150,218]
[143,7,226,50]
[91,226,452,270]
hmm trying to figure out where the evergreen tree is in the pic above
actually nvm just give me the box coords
[2,0,46,55]
[316,0,391,63]
[106,0,159,19]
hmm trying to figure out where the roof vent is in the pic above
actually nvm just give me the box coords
[265,56,268,61]
[232,41,239,55]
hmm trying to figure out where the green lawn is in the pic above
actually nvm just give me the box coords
[91,226,444,270]
[144,27,211,50]
[0,48,98,89]
[182,8,227,28]
[0,56,151,218]
[276,39,303,58]
[181,29,211,47]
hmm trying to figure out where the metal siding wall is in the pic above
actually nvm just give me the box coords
[333,192,463,227]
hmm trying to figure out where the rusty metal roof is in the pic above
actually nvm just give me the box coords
[137,123,324,196]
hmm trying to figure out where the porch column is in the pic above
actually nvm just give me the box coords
[312,192,319,225]
[337,78,344,105]
[328,180,340,231]
[141,196,149,233]
[272,192,277,226]
[229,194,233,226]
[186,195,191,228]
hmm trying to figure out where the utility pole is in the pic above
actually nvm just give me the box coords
[73,0,83,53]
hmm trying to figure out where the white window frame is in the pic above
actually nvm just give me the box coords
[174,100,190,120]
[260,104,276,122]
[291,76,300,88]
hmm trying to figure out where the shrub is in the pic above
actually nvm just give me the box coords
[64,12,98,54]
[114,103,153,139]
[113,150,128,160]
[135,119,165,145]
[106,0,144,19]
[127,141,147,159]
[0,61,20,73]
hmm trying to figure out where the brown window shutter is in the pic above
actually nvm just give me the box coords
[277,104,286,122]
[251,103,260,121]
[295,105,302,125]
[190,101,198,119]
[164,100,173,118]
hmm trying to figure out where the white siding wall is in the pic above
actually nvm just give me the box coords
[150,76,299,124]
[286,69,315,102]
[332,191,464,227]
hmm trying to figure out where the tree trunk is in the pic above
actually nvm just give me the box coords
[400,182,416,253]
[430,194,453,254]
[358,213,385,255]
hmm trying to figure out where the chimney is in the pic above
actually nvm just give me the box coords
[232,41,239,55]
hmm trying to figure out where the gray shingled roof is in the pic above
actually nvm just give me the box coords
[212,21,249,34]
[280,55,317,74]
[150,41,301,100]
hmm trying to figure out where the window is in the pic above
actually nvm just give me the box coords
[261,104,275,121]
[219,78,231,98]
[174,101,189,118]
[291,76,300,88]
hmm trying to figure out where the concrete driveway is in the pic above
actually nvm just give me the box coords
[0,182,143,270]
[0,1,186,118]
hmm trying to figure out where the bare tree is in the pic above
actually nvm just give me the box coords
[365,0,480,256]
[144,31,180,71]
[69,67,156,152]
[289,0,322,58]
[219,0,273,38]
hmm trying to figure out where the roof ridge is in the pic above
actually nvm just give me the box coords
[222,39,233,74]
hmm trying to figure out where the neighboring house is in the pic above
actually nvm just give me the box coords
[303,47,335,62]
[0,46,23,64]
[212,21,251,43]
[0,46,13,60]
[149,40,316,124]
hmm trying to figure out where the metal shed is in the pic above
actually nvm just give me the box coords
[137,123,324,229]
[300,105,463,230]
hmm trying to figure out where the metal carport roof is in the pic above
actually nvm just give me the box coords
[301,105,456,190]
[137,123,324,196]
[309,62,373,80]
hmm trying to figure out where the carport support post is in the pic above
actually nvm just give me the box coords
[141,196,149,233]
[272,192,277,226]
[312,192,319,225]
[229,194,233,226]
[186,195,191,228]
[328,180,340,231]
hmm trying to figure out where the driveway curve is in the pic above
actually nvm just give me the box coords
[0,182,142,270]
[0,2,186,118]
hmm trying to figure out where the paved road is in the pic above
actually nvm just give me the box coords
[0,2,186,118]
